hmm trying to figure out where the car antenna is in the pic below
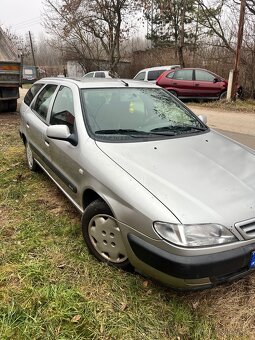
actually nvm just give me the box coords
[121,79,129,87]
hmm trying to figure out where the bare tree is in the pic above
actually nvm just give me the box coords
[43,0,137,73]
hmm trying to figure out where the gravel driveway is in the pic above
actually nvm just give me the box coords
[188,105,255,136]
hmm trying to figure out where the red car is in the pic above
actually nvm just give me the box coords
[156,68,240,100]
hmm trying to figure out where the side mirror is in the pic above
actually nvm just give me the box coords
[198,114,207,124]
[46,125,77,146]
[213,78,218,83]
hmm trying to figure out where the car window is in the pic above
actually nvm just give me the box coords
[195,70,215,82]
[148,70,166,81]
[134,72,146,81]
[84,72,94,78]
[166,72,175,79]
[95,72,106,78]
[24,83,44,106]
[81,88,206,141]
[50,86,75,133]
[173,70,193,81]
[33,84,57,120]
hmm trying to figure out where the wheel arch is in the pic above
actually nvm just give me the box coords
[82,189,113,215]
[20,132,27,145]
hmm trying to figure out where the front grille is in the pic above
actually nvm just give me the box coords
[235,218,255,240]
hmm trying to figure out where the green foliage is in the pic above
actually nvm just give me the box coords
[145,0,198,47]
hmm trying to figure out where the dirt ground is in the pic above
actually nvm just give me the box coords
[189,104,255,136]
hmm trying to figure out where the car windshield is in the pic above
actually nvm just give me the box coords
[81,88,208,141]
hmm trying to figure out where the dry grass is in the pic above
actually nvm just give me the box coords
[188,98,255,114]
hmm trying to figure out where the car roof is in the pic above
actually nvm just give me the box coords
[85,70,109,73]
[37,77,160,89]
[137,65,180,73]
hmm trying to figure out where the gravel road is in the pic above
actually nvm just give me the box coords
[188,105,255,136]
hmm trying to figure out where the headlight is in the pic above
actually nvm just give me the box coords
[154,222,238,247]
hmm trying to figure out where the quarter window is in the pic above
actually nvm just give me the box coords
[166,72,175,79]
[33,84,57,120]
[84,72,94,78]
[50,86,75,133]
[173,70,193,81]
[134,72,146,81]
[24,83,44,106]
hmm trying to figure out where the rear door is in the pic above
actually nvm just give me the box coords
[25,84,58,169]
[170,69,195,97]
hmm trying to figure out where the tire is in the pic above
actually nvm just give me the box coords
[168,90,178,97]
[0,101,9,113]
[82,199,131,270]
[8,99,17,112]
[219,91,227,100]
[25,142,38,171]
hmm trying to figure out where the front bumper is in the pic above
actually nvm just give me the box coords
[128,233,255,289]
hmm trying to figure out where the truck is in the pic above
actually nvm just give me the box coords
[0,27,22,112]
[23,65,37,83]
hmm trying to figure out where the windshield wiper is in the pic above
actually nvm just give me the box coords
[95,128,176,137]
[151,125,207,133]
[95,129,149,135]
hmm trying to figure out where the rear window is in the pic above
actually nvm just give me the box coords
[33,84,57,120]
[24,83,44,106]
[134,72,146,81]
[147,69,166,81]
[84,72,94,78]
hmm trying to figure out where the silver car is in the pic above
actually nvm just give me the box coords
[19,77,255,289]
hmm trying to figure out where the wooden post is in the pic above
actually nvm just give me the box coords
[29,31,39,79]
[231,0,246,100]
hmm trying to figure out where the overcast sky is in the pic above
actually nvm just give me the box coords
[0,0,44,38]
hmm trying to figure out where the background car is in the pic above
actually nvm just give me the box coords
[83,70,113,78]
[133,65,180,82]
[156,67,234,100]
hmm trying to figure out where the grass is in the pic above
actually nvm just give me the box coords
[1,113,255,339]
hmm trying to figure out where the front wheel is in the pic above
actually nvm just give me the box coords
[219,91,227,100]
[25,142,38,171]
[82,199,131,270]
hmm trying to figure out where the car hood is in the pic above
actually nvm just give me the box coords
[96,131,255,226]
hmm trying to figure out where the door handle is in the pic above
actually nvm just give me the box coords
[26,123,30,128]
[44,140,50,147]
[195,83,200,87]
[172,82,178,85]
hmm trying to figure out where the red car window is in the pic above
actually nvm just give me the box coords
[195,70,215,82]
[174,70,193,80]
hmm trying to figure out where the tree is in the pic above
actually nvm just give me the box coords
[43,0,137,73]
[141,0,200,67]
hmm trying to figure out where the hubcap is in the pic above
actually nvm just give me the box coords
[88,215,128,263]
